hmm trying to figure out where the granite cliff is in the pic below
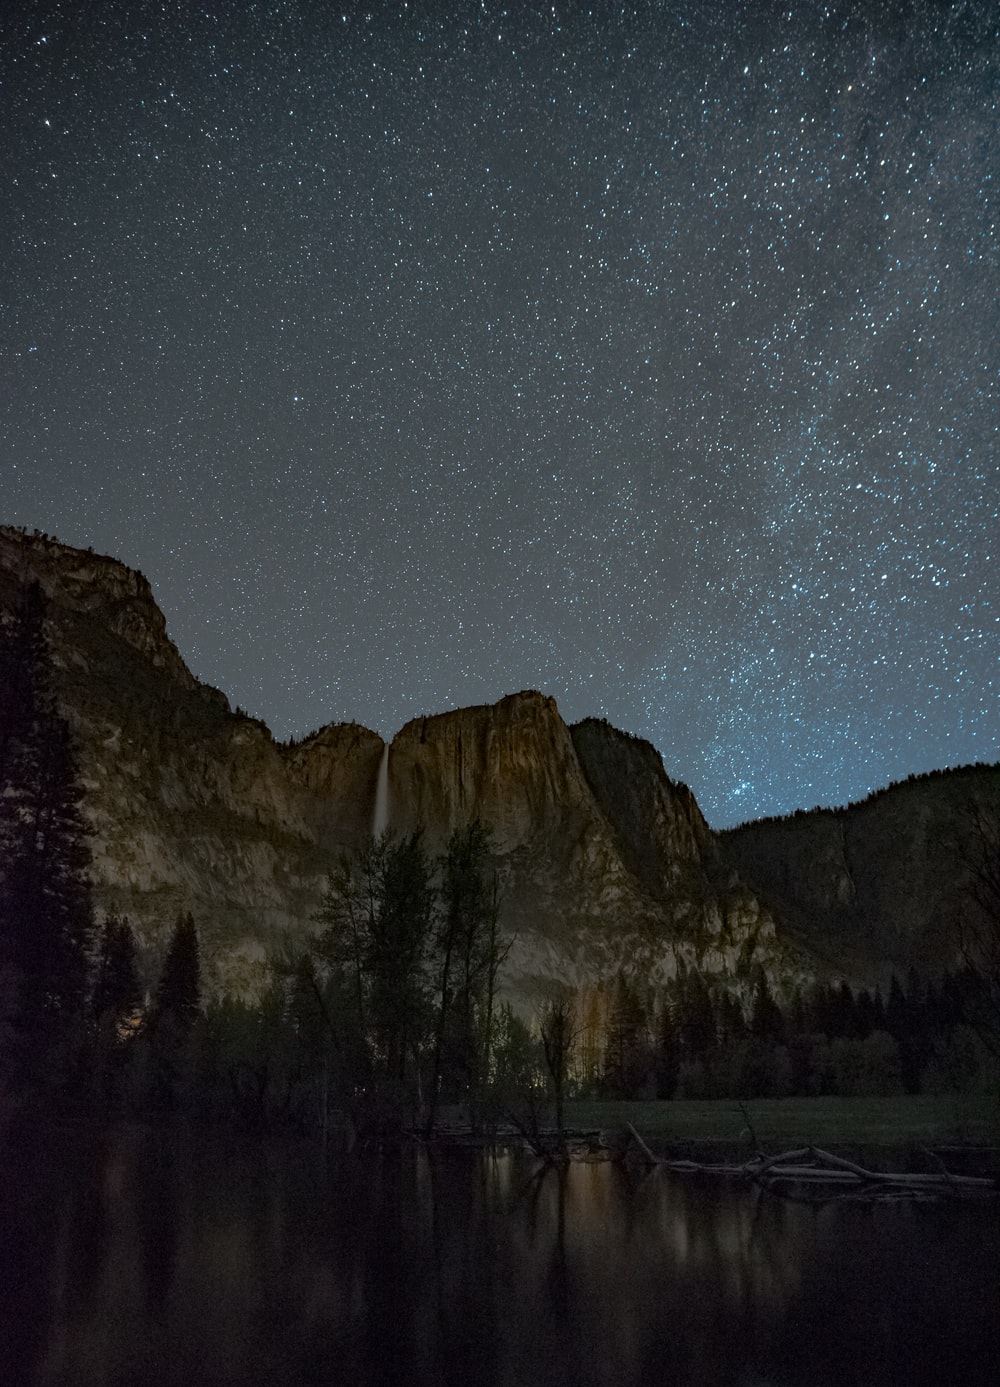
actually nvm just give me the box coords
[4,525,992,1003]
[0,526,795,1006]
[16,526,993,1004]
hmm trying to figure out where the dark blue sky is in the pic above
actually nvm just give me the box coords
[3,0,997,826]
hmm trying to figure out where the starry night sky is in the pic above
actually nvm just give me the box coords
[2,0,997,827]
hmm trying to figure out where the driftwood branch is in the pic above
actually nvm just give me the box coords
[745,1145,996,1197]
[620,1128,997,1200]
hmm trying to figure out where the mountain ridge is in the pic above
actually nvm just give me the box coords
[2,524,992,1003]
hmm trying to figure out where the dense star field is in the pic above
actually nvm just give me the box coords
[2,1,997,827]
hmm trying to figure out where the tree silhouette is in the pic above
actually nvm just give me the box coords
[147,912,202,1108]
[540,993,575,1154]
[91,913,142,1100]
[316,831,434,1124]
[426,821,506,1134]
[153,912,201,1026]
[603,972,650,1099]
[0,581,93,1093]
[92,914,142,1028]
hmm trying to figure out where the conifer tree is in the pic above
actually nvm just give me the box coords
[0,581,93,1092]
[91,914,142,1100]
[603,971,650,1098]
[750,971,784,1042]
[147,912,202,1108]
[92,914,142,1029]
[153,912,201,1027]
[656,997,680,1098]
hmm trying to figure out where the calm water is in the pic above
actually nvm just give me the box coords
[1,1119,998,1387]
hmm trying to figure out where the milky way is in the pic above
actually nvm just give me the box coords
[2,1,997,826]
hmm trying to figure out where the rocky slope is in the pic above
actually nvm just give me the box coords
[0,525,795,1006]
[0,527,385,995]
[718,764,1000,977]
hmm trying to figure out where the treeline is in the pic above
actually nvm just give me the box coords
[726,760,1000,832]
[80,862,512,1139]
[575,965,998,1101]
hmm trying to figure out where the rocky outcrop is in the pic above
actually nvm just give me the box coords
[385,693,670,989]
[0,527,385,994]
[0,526,198,691]
[381,695,797,999]
[389,692,595,849]
[570,718,716,896]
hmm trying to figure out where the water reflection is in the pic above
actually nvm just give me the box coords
[1,1119,997,1386]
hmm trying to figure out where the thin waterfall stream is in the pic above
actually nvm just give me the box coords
[373,741,389,836]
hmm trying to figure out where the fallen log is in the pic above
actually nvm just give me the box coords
[625,1122,660,1166]
[622,1133,999,1198]
[744,1145,997,1196]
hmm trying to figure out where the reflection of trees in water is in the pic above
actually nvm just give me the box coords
[10,1129,1000,1387]
[628,1170,812,1320]
[4,1122,164,1385]
[138,1129,181,1313]
[491,1159,814,1387]
[0,1122,77,1384]
[427,1150,503,1386]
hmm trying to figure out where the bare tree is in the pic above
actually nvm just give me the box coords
[540,992,576,1155]
[425,822,508,1136]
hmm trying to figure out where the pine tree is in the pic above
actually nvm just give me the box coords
[153,912,201,1028]
[0,582,93,1093]
[677,970,716,1059]
[146,912,202,1109]
[750,971,785,1043]
[603,971,650,1098]
[656,997,680,1099]
[91,914,142,1101]
[92,914,142,1029]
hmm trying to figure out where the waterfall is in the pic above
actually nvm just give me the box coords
[372,741,390,837]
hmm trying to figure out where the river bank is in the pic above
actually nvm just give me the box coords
[561,1093,1000,1171]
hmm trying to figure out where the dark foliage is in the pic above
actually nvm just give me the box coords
[91,914,143,1102]
[0,581,94,1094]
[144,912,202,1108]
[92,914,142,1025]
[959,801,1000,1055]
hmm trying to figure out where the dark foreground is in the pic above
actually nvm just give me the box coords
[2,1117,999,1387]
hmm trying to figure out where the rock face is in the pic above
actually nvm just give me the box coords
[15,523,977,1005]
[570,718,715,898]
[718,765,1000,977]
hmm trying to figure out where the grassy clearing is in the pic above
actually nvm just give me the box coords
[565,1094,1000,1157]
